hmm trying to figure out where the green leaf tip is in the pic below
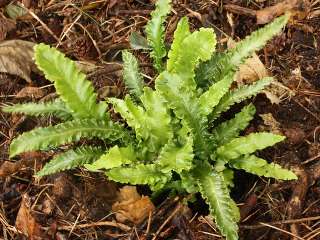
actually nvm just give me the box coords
[34,43,107,119]
[146,0,172,72]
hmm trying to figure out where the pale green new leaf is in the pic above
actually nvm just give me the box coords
[36,146,104,177]
[195,14,290,87]
[210,77,272,121]
[156,72,211,159]
[199,72,235,116]
[10,119,129,158]
[195,162,239,240]
[140,87,172,147]
[85,145,136,171]
[109,96,147,139]
[230,155,297,180]
[122,50,144,98]
[34,44,107,119]
[107,164,171,191]
[216,132,285,160]
[146,0,171,72]
[110,89,172,151]
[168,28,216,89]
[2,99,72,120]
[167,17,190,71]
[157,135,194,173]
[212,104,256,145]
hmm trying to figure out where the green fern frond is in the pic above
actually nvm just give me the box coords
[10,119,129,158]
[216,132,285,160]
[199,72,235,116]
[195,14,289,87]
[36,146,104,177]
[156,72,211,159]
[85,145,136,171]
[167,17,190,72]
[230,155,297,180]
[210,77,272,121]
[122,50,144,98]
[2,99,72,120]
[195,162,239,240]
[107,163,171,191]
[34,44,107,119]
[109,90,172,151]
[145,0,171,72]
[167,27,216,87]
[157,135,194,173]
[212,104,256,145]
[140,87,172,147]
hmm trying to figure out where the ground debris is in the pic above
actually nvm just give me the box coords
[0,40,37,83]
[112,186,155,225]
[15,194,48,239]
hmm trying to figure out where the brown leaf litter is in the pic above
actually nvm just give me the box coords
[112,186,155,225]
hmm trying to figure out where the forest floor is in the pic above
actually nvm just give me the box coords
[0,0,320,239]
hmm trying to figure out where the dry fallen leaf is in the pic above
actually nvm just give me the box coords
[0,14,16,41]
[259,113,283,135]
[256,0,301,24]
[236,53,269,85]
[0,40,37,83]
[16,86,46,99]
[15,194,45,240]
[112,186,155,224]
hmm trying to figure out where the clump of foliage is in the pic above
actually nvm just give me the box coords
[3,1,297,239]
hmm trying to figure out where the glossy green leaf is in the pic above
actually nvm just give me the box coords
[36,146,104,177]
[34,44,107,119]
[85,145,136,171]
[146,0,171,72]
[216,132,285,160]
[122,50,144,98]
[10,119,129,158]
[230,155,297,180]
[212,104,256,145]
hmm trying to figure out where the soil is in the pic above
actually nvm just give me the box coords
[0,0,319,239]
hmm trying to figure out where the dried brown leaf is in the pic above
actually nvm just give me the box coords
[16,86,46,99]
[112,186,155,224]
[15,194,45,240]
[256,0,300,24]
[0,40,37,83]
[0,14,16,41]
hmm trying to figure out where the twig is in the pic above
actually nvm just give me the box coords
[58,220,131,232]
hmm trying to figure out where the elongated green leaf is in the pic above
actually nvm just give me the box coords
[107,164,171,191]
[216,132,285,160]
[156,72,212,159]
[210,77,272,121]
[196,14,289,87]
[10,119,129,158]
[109,96,146,138]
[122,50,144,98]
[157,135,194,173]
[146,0,171,72]
[230,155,297,180]
[34,44,107,119]
[212,104,256,145]
[140,87,172,147]
[110,89,172,151]
[194,162,239,240]
[85,145,136,171]
[199,72,235,116]
[167,28,216,90]
[2,99,72,120]
[36,146,104,177]
[167,17,190,72]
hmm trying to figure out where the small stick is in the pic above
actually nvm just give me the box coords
[58,220,131,232]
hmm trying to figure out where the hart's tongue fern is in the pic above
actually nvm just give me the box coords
[3,3,296,239]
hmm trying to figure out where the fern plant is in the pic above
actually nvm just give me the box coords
[3,1,297,239]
